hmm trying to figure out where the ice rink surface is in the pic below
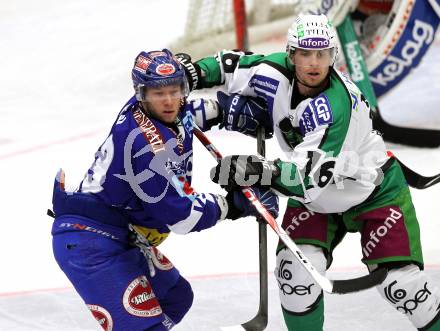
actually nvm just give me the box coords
[1,1,440,330]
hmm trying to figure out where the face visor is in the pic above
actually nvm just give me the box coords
[135,76,190,102]
[289,48,337,68]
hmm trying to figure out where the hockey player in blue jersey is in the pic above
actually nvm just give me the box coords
[50,49,278,331]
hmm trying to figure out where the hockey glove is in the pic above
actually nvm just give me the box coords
[175,53,203,91]
[225,187,279,220]
[211,154,281,191]
[217,91,273,139]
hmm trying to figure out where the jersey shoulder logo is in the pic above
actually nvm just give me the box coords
[299,93,333,135]
[249,74,280,94]
[181,111,194,135]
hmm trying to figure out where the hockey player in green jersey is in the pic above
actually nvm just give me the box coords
[177,13,440,331]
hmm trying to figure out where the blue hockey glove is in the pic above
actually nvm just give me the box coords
[225,187,279,220]
[217,91,273,138]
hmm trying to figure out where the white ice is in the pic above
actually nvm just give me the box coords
[1,1,440,330]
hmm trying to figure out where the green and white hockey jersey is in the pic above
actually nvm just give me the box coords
[196,51,390,213]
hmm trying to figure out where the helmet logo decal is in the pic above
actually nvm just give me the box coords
[156,63,176,76]
[149,51,167,58]
[287,14,337,53]
[298,37,330,49]
[297,24,304,38]
[134,55,152,74]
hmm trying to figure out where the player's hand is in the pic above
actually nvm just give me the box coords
[217,91,273,138]
[225,187,279,220]
[210,154,281,191]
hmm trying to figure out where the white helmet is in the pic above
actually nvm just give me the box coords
[287,14,337,53]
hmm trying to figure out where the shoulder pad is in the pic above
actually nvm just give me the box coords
[218,50,245,74]
[259,53,294,81]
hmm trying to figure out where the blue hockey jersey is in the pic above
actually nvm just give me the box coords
[52,96,224,244]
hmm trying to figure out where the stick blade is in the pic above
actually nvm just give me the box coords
[241,312,268,331]
[331,268,388,294]
[373,109,440,148]
[220,309,267,331]
[395,158,440,189]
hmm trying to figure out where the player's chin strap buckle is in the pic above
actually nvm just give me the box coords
[128,223,156,277]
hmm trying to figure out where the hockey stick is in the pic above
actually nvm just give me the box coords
[388,152,440,190]
[241,128,268,331]
[193,125,388,295]
[373,111,440,148]
[337,16,440,148]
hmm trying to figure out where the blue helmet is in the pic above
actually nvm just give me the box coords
[132,48,189,102]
